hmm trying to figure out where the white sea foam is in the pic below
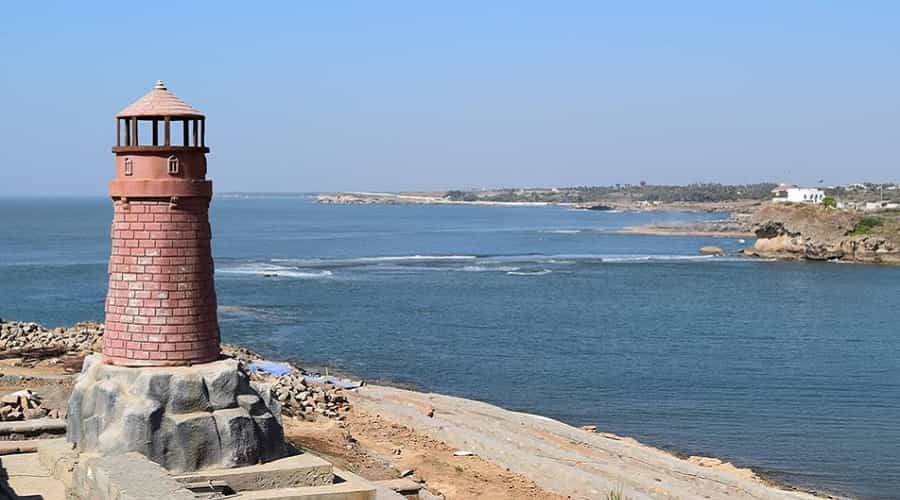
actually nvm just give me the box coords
[507,269,553,276]
[217,263,334,279]
[600,254,714,263]
[247,252,757,276]
[460,265,521,272]
[271,255,477,268]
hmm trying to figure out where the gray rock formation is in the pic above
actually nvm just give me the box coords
[67,354,289,473]
[699,246,725,256]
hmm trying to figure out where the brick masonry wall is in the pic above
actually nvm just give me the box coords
[102,198,220,366]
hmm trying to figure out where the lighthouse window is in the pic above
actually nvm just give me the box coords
[123,158,133,176]
[167,156,179,175]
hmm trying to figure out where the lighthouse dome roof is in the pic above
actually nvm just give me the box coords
[117,81,204,118]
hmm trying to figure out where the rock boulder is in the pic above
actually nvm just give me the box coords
[67,354,288,473]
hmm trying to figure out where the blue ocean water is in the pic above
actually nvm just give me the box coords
[1,196,898,498]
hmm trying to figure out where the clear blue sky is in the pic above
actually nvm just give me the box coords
[2,1,898,195]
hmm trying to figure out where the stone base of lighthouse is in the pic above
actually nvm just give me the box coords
[67,355,289,473]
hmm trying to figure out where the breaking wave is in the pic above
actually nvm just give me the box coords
[218,252,758,280]
[271,255,477,268]
[507,269,553,276]
[460,265,521,273]
[217,263,334,279]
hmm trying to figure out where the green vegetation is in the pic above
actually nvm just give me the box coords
[851,216,884,235]
[822,196,837,208]
[445,190,479,202]
[444,183,777,204]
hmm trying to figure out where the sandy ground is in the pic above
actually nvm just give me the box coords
[0,359,74,431]
[284,411,566,499]
[349,385,834,500]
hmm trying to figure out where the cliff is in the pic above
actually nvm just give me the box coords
[743,204,900,264]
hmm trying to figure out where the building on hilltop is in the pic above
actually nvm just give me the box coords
[771,184,825,204]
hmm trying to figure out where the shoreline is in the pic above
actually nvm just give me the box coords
[617,226,755,238]
[240,342,838,499]
[269,352,838,500]
[0,320,844,498]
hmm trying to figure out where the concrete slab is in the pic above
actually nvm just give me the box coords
[333,467,406,500]
[0,452,66,500]
[234,480,376,500]
[37,438,78,489]
[172,452,334,490]
[373,477,422,495]
[70,452,195,500]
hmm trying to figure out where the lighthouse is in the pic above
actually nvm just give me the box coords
[67,82,288,471]
[103,81,220,366]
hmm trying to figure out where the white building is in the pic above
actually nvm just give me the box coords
[864,201,900,211]
[771,185,826,204]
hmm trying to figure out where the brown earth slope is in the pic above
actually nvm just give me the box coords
[744,204,900,264]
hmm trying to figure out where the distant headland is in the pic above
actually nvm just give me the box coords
[315,183,900,265]
[316,182,899,212]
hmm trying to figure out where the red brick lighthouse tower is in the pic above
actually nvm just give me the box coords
[103,81,220,366]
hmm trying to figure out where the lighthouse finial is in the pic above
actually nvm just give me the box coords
[154,80,166,90]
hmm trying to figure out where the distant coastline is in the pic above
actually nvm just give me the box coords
[317,190,767,213]
[318,191,554,207]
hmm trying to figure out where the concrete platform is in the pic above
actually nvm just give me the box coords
[37,434,387,500]
[0,452,66,500]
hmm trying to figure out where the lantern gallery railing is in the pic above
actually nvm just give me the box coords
[115,116,206,148]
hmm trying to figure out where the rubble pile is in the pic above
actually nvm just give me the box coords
[0,318,359,423]
[0,389,63,421]
[0,320,103,353]
[271,372,352,421]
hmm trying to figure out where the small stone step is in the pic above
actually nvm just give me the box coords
[373,478,422,495]
[234,481,376,500]
[173,453,334,491]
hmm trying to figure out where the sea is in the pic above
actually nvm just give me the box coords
[1,195,898,499]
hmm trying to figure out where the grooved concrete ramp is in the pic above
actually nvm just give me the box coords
[352,384,829,500]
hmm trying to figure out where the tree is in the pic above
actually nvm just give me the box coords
[822,196,837,208]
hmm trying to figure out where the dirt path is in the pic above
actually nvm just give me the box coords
[284,409,567,499]
[350,385,835,500]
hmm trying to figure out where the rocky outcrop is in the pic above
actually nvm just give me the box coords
[67,354,289,473]
[699,246,725,256]
[743,204,900,264]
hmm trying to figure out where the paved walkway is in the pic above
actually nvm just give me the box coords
[1,452,65,500]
